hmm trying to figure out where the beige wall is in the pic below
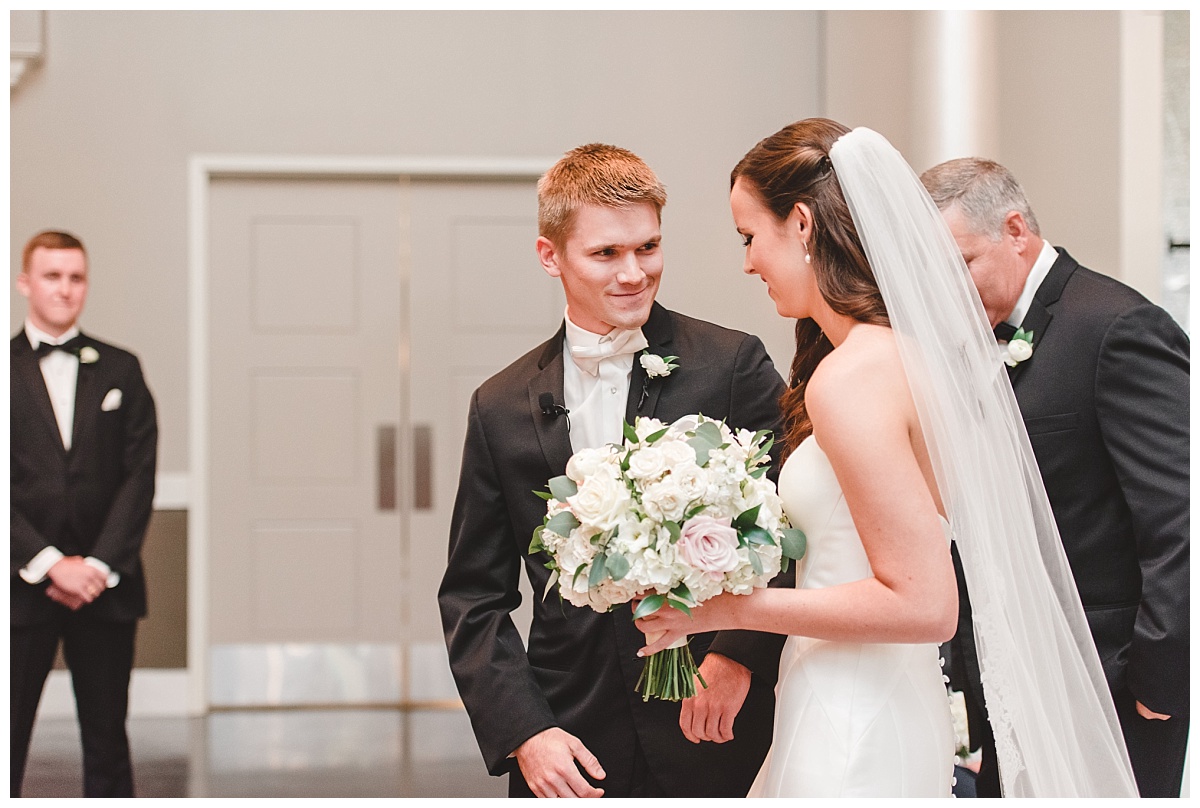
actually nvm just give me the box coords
[826,10,1142,287]
[10,10,822,473]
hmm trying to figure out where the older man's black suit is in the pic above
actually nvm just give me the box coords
[951,250,1189,797]
[10,331,157,797]
[438,303,789,797]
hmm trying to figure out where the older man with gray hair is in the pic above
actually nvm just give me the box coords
[921,158,1190,798]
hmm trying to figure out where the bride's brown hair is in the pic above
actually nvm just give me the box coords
[731,118,889,459]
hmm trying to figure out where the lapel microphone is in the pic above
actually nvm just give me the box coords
[539,393,571,431]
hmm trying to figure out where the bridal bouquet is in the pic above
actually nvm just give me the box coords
[529,414,806,701]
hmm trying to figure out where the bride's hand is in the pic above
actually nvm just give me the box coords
[634,595,726,657]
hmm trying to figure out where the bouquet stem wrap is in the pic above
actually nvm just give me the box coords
[636,633,703,702]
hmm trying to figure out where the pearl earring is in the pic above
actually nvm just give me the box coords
[803,243,812,264]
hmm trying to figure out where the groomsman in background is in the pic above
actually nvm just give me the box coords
[439,144,788,797]
[11,231,158,797]
[921,160,1190,797]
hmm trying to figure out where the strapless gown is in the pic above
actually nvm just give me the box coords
[749,435,955,797]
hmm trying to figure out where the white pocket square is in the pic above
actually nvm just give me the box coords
[101,389,123,411]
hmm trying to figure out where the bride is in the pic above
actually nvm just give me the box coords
[634,119,1138,797]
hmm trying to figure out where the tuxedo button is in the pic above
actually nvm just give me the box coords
[609,386,618,394]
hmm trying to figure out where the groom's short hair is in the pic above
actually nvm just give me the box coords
[920,157,1041,241]
[537,143,667,246]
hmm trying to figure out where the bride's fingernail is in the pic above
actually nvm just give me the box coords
[636,651,644,658]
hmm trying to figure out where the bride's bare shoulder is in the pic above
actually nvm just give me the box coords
[807,326,908,428]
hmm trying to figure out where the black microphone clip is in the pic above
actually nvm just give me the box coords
[539,393,571,431]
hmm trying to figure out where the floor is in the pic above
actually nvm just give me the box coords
[21,707,507,798]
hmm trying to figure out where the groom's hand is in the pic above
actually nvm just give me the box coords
[681,653,751,744]
[514,727,606,798]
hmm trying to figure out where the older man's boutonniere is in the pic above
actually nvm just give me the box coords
[638,351,679,409]
[79,346,100,364]
[1002,328,1034,367]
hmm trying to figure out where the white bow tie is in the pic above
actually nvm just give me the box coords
[569,328,649,376]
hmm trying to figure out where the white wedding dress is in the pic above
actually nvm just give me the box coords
[749,435,955,797]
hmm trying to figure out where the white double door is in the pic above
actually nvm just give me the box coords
[205,174,558,707]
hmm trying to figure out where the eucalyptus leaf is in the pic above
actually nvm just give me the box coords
[632,594,666,620]
[687,437,712,467]
[606,552,631,582]
[781,527,808,560]
[547,475,578,502]
[749,466,768,479]
[693,421,723,446]
[665,521,682,543]
[747,547,764,576]
[545,510,580,538]
[588,552,608,588]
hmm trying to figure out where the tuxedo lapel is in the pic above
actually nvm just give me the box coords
[70,336,100,454]
[1009,250,1075,386]
[626,303,674,422]
[529,323,574,474]
[12,334,68,457]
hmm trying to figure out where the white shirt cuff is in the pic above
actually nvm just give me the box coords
[19,546,65,584]
[84,557,121,588]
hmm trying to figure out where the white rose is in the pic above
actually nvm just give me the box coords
[627,446,668,480]
[566,446,614,483]
[641,478,689,523]
[79,346,100,364]
[640,353,672,378]
[671,464,708,501]
[660,437,696,469]
[676,515,741,580]
[1005,338,1033,366]
[568,472,631,531]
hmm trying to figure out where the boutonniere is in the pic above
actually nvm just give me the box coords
[1002,328,1034,367]
[79,346,100,364]
[638,351,679,409]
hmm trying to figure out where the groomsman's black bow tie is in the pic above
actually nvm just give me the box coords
[993,321,1018,341]
[34,335,84,358]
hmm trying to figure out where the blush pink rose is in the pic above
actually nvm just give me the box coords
[677,515,740,579]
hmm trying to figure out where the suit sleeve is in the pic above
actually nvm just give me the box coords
[437,390,557,775]
[706,334,792,684]
[1094,304,1189,716]
[89,356,158,576]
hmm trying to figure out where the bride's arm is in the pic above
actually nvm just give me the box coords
[637,342,958,652]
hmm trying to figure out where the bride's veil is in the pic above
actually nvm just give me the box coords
[828,127,1137,796]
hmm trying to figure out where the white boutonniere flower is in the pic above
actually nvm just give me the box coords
[638,352,679,409]
[79,346,100,364]
[639,352,679,379]
[1002,328,1034,367]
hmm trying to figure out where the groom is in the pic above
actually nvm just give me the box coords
[438,143,788,797]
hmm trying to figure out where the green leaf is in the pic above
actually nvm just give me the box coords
[644,426,670,444]
[545,510,580,538]
[693,420,723,446]
[742,526,774,546]
[781,528,807,560]
[533,489,553,501]
[664,521,682,543]
[780,555,791,574]
[547,475,578,501]
[683,503,708,520]
[667,598,692,617]
[588,552,608,588]
[735,504,762,531]
[606,552,630,582]
[529,525,545,554]
[541,569,560,602]
[670,581,694,603]
[572,563,587,586]
[747,547,764,575]
[749,466,768,479]
[687,436,713,467]
[632,594,666,620]
[622,420,640,444]
[752,435,775,461]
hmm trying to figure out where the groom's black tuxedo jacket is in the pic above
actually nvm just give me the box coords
[10,331,158,626]
[439,303,789,797]
[953,249,1189,737]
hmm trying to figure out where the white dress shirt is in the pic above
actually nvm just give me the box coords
[1006,240,1059,329]
[562,312,644,454]
[19,320,118,588]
